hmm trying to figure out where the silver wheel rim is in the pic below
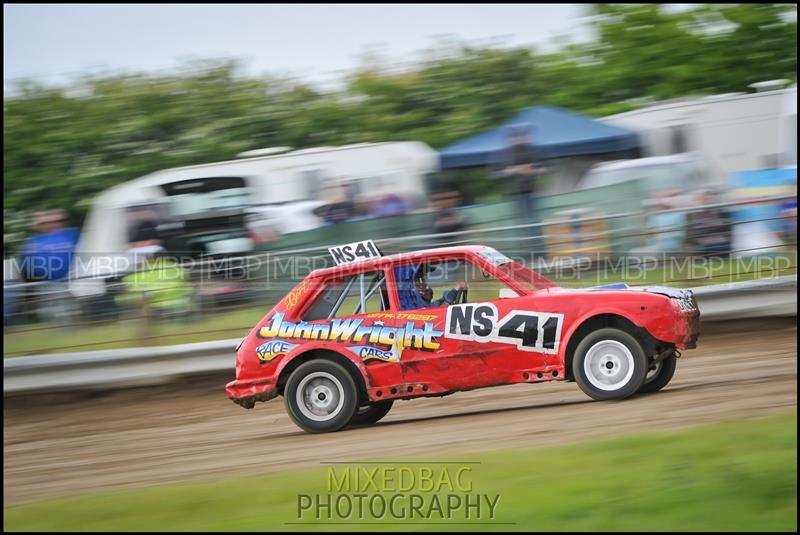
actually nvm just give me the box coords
[645,360,662,384]
[584,340,635,391]
[296,371,345,422]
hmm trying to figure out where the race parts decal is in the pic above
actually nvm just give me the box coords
[255,340,299,363]
[445,303,564,354]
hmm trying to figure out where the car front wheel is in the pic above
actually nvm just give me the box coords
[573,328,648,401]
[284,360,359,433]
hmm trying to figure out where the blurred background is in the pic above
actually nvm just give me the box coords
[3,3,796,353]
[3,4,797,531]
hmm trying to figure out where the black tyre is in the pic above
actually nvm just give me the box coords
[284,360,359,433]
[349,400,394,427]
[638,353,677,394]
[573,328,649,401]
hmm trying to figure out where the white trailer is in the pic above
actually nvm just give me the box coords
[602,86,797,185]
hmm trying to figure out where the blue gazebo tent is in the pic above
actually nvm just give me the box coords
[439,105,641,169]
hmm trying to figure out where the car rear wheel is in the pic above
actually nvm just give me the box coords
[349,400,394,427]
[573,328,648,401]
[638,353,677,394]
[284,360,359,433]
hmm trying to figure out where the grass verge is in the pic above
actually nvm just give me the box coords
[4,411,796,532]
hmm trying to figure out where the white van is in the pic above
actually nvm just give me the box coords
[576,153,710,197]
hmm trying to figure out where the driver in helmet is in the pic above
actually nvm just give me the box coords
[414,266,467,307]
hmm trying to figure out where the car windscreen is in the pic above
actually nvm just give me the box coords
[495,261,555,293]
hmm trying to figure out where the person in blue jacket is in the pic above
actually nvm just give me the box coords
[19,210,80,322]
[20,210,79,282]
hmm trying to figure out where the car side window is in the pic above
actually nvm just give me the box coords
[395,259,516,311]
[302,271,388,321]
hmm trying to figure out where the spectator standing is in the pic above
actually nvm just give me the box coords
[502,125,545,225]
[432,191,465,241]
[19,209,80,322]
[687,189,732,257]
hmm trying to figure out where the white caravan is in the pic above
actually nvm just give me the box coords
[71,141,438,297]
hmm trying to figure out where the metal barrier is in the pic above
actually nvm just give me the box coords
[3,337,239,394]
[4,275,796,395]
[690,274,798,320]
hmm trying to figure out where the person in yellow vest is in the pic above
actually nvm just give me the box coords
[115,224,193,317]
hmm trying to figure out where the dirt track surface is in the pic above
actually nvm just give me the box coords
[4,319,797,506]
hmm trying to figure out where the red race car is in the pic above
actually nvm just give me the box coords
[226,242,700,433]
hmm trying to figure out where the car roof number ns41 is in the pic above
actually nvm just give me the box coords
[328,240,382,266]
